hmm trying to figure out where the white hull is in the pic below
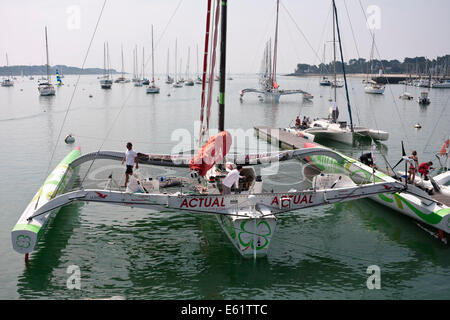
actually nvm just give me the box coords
[264,92,281,103]
[38,84,56,96]
[1,79,14,87]
[400,92,413,100]
[100,79,113,89]
[364,86,385,94]
[432,82,450,88]
[313,130,354,144]
[366,129,389,141]
[146,86,160,94]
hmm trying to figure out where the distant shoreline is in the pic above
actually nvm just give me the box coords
[285,73,417,78]
[0,65,119,76]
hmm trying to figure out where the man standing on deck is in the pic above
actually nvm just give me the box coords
[122,142,138,188]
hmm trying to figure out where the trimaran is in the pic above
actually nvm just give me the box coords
[12,0,450,262]
[239,0,312,103]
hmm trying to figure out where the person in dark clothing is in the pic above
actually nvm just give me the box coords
[359,153,374,167]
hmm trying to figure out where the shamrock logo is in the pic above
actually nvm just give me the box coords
[16,235,31,249]
[238,220,272,250]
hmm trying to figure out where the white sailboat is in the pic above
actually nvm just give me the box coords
[165,48,174,84]
[173,39,183,88]
[184,46,194,86]
[418,91,431,105]
[399,77,413,100]
[319,44,331,86]
[432,80,450,88]
[146,25,160,94]
[364,34,385,94]
[195,44,202,84]
[114,45,129,83]
[292,0,388,144]
[240,0,312,103]
[38,26,56,96]
[141,47,150,85]
[133,46,142,86]
[1,53,14,87]
[100,42,113,89]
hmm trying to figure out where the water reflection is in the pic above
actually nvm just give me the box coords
[17,203,83,299]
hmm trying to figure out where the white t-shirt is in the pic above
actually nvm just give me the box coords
[125,149,137,166]
[223,169,241,188]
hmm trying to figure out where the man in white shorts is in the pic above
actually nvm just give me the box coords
[121,142,138,187]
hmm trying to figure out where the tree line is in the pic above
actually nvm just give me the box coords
[0,65,119,76]
[293,55,450,76]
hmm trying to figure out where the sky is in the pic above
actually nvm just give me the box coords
[1,0,449,74]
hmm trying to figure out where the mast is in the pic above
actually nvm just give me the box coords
[368,33,375,83]
[321,43,326,77]
[218,0,227,132]
[333,0,354,132]
[199,0,212,145]
[151,25,155,83]
[186,46,190,79]
[134,45,137,80]
[45,26,50,83]
[121,44,124,79]
[6,53,11,78]
[142,47,145,80]
[175,39,177,82]
[196,44,199,78]
[166,48,170,79]
[107,42,111,79]
[103,43,106,77]
[272,0,280,88]
[332,7,336,102]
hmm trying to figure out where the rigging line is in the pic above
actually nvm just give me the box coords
[315,3,333,68]
[205,0,221,133]
[343,0,361,64]
[280,1,330,74]
[357,0,410,146]
[44,0,107,178]
[423,95,450,154]
[139,0,184,82]
[248,9,276,76]
[79,1,187,186]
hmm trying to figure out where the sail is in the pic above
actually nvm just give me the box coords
[189,131,232,176]
[56,69,62,85]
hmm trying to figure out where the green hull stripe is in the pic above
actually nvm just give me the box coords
[312,153,447,225]
[396,195,443,225]
[12,224,41,234]
[436,208,450,218]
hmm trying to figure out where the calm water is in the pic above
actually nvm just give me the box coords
[1,74,449,300]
